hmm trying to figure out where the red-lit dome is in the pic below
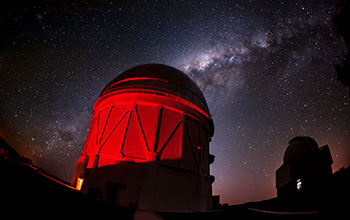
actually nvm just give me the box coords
[100,63,211,117]
[72,63,215,212]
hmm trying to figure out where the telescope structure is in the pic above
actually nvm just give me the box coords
[72,64,215,211]
[276,136,333,197]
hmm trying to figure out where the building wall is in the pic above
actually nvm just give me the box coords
[82,162,212,211]
[72,91,214,211]
[276,144,333,197]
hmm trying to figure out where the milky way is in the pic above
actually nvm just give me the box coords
[1,0,349,204]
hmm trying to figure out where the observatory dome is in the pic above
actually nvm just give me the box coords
[100,63,210,117]
[72,63,215,212]
[283,136,319,163]
[276,136,333,197]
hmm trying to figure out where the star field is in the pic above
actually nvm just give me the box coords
[1,0,349,205]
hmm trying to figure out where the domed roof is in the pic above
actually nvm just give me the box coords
[283,136,319,163]
[100,64,210,116]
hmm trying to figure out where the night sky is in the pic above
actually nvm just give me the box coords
[1,0,349,205]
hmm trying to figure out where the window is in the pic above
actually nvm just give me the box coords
[296,178,302,191]
[76,177,84,191]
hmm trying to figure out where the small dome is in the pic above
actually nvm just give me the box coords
[100,63,210,116]
[283,136,318,163]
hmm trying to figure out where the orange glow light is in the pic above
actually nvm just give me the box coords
[76,177,84,191]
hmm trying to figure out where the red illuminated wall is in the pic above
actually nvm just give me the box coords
[77,90,211,175]
[72,65,215,211]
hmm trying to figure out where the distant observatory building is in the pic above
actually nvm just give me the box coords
[276,136,333,197]
[72,64,215,211]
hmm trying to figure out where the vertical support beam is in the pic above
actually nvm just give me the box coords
[156,120,182,160]
[120,111,132,157]
[134,104,150,151]
[153,105,163,153]
[184,120,200,172]
[99,106,113,145]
